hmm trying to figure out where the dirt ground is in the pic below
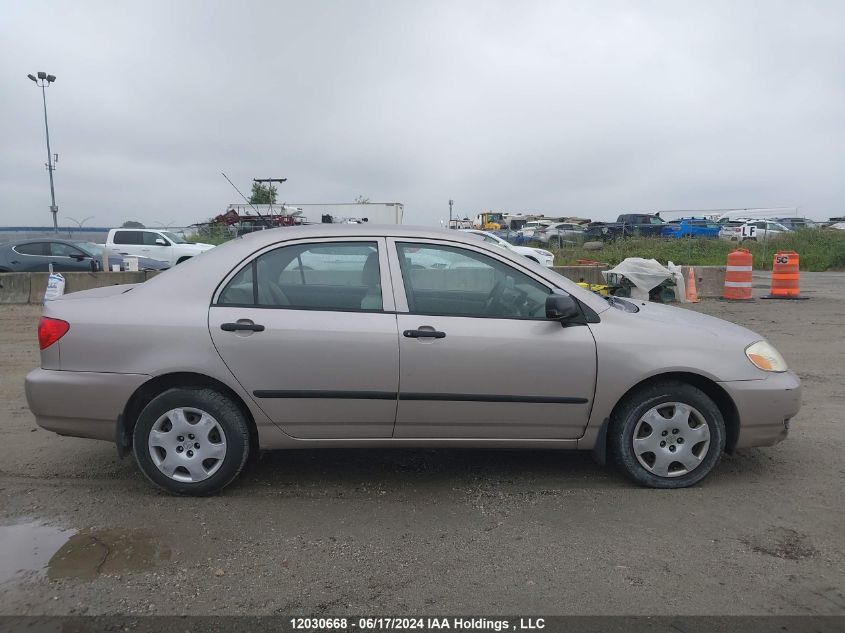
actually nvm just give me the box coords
[0,272,843,616]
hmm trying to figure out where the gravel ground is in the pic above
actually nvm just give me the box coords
[0,272,843,615]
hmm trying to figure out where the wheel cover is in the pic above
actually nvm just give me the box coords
[147,407,227,483]
[632,402,711,478]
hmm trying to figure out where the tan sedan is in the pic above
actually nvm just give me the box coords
[26,226,801,495]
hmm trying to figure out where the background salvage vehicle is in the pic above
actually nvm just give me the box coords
[459,228,555,266]
[105,228,214,266]
[25,226,801,495]
[0,239,169,273]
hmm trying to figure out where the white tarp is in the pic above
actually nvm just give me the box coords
[602,258,687,302]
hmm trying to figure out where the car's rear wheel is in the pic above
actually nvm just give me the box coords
[608,381,726,488]
[132,387,250,495]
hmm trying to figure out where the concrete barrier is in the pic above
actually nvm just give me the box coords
[0,273,32,304]
[27,273,50,304]
[681,265,725,298]
[0,272,150,305]
[551,266,608,285]
[0,265,728,304]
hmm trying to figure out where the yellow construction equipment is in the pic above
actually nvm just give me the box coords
[474,212,504,231]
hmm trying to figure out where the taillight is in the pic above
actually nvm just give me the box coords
[38,317,70,350]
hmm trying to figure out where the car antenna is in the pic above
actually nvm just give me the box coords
[220,172,271,228]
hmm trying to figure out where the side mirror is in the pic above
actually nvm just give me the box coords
[154,238,167,246]
[545,293,584,325]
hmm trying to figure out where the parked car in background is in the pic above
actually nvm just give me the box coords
[25,225,801,495]
[661,218,721,239]
[535,222,587,244]
[517,220,553,239]
[0,239,169,273]
[773,217,820,231]
[585,214,666,240]
[461,229,555,266]
[106,228,214,266]
[719,220,792,242]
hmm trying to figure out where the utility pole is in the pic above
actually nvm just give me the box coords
[449,199,454,228]
[27,72,59,232]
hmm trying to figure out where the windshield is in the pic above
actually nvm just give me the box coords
[162,231,187,244]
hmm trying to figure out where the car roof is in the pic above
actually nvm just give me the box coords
[7,237,69,246]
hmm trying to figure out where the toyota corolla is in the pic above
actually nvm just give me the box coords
[25,226,801,495]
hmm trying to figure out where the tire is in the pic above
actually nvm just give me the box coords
[176,257,191,264]
[608,381,726,488]
[132,387,250,495]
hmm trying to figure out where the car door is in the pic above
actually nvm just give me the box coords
[48,242,95,272]
[209,238,400,439]
[140,231,174,263]
[8,242,51,271]
[388,238,597,440]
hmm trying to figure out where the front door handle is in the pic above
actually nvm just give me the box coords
[403,329,446,339]
[221,322,265,332]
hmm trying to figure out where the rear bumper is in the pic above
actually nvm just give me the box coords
[25,368,150,441]
[719,371,802,449]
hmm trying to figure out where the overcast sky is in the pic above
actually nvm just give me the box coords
[2,0,843,228]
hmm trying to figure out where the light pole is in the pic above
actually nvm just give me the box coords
[66,216,93,233]
[27,72,59,233]
[65,216,93,240]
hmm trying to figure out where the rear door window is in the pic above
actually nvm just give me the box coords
[50,242,86,257]
[218,241,382,311]
[112,231,143,245]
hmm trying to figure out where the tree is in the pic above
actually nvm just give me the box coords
[354,195,371,204]
[121,220,145,228]
[249,182,278,205]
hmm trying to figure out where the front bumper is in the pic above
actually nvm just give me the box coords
[719,370,802,449]
[25,368,150,441]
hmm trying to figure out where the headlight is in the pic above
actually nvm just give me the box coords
[745,341,788,372]
[534,249,553,257]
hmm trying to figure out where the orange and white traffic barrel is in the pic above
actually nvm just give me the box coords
[722,248,753,301]
[763,251,808,300]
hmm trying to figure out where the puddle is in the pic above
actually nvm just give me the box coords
[0,520,75,584]
[48,528,171,581]
[0,520,171,584]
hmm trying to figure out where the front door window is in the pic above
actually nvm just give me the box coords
[396,243,549,319]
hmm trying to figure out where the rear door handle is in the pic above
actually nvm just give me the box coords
[221,322,265,332]
[403,329,446,339]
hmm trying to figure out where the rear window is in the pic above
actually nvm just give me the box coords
[13,242,48,256]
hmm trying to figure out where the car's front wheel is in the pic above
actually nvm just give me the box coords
[132,387,250,495]
[608,381,726,488]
